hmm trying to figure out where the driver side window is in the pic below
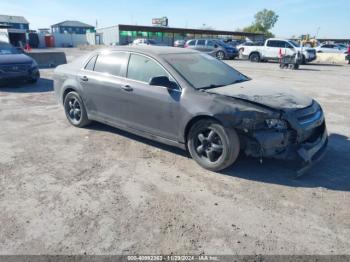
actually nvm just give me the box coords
[127,54,169,83]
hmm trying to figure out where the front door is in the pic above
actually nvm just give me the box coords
[122,53,181,140]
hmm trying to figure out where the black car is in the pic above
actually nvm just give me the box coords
[53,46,327,172]
[0,41,40,85]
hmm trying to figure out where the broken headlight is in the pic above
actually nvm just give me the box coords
[265,119,288,130]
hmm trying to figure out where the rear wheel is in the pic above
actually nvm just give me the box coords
[249,53,260,62]
[64,91,91,127]
[216,51,225,60]
[187,119,240,171]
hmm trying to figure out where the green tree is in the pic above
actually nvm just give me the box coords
[243,9,278,37]
[254,9,279,31]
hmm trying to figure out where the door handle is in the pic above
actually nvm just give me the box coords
[121,85,133,92]
[80,76,88,82]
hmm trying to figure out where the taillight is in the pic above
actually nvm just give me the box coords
[184,43,188,48]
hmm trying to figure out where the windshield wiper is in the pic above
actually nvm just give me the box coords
[198,84,224,90]
[232,79,247,84]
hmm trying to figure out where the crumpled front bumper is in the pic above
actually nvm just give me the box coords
[295,127,328,175]
[242,122,328,174]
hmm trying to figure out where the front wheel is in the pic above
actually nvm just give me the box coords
[216,51,225,60]
[187,119,240,171]
[64,91,91,127]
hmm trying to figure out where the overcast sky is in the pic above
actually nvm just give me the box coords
[1,0,348,38]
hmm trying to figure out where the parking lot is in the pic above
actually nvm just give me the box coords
[0,50,350,254]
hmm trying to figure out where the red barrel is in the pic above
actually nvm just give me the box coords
[45,35,55,48]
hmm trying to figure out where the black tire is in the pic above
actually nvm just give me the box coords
[301,55,306,65]
[249,53,260,62]
[28,78,38,84]
[187,119,240,171]
[63,91,91,127]
[28,71,40,84]
[216,51,225,60]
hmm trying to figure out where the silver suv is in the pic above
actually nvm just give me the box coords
[184,39,238,60]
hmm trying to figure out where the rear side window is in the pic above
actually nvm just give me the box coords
[197,40,205,45]
[267,40,288,48]
[127,54,168,83]
[84,55,97,71]
[207,40,214,46]
[187,40,196,46]
[94,52,129,77]
[266,40,275,47]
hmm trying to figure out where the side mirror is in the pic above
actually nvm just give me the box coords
[149,76,177,89]
[214,44,218,48]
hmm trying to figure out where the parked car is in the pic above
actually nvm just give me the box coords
[241,38,317,64]
[53,46,328,172]
[315,43,347,54]
[131,38,159,46]
[174,40,186,48]
[184,39,238,60]
[0,41,40,85]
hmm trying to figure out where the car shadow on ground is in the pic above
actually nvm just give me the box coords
[296,68,322,72]
[0,78,53,93]
[88,122,189,157]
[222,133,350,192]
[309,63,344,67]
[88,121,350,192]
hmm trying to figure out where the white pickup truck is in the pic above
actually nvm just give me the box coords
[241,38,317,64]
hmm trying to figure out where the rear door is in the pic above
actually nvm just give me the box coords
[79,51,131,124]
[122,53,181,140]
[204,40,216,54]
[195,39,206,53]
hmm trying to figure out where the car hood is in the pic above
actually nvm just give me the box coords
[0,54,33,65]
[207,79,313,111]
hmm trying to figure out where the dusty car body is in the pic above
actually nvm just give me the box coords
[53,46,327,172]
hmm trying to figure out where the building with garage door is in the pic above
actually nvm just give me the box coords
[0,14,29,46]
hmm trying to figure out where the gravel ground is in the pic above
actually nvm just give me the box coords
[0,51,350,255]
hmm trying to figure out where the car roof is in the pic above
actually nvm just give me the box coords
[97,46,199,56]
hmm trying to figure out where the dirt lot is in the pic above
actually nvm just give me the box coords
[1,51,350,255]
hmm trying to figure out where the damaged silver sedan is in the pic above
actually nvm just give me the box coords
[53,46,328,172]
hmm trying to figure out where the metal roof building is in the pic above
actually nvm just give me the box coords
[0,14,29,46]
[51,20,94,35]
[96,24,264,46]
[0,14,29,29]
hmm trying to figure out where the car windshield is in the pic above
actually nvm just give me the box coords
[0,43,21,55]
[162,53,249,89]
[288,40,300,47]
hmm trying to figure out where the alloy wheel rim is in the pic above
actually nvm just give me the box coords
[67,98,81,122]
[217,52,224,60]
[195,128,224,163]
